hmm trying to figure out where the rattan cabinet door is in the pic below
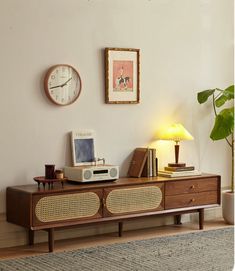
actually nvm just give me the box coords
[103,184,164,217]
[33,189,103,226]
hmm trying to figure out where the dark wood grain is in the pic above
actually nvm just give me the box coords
[165,191,218,209]
[6,187,32,227]
[6,174,221,252]
[199,209,204,230]
[165,178,218,196]
[7,174,219,195]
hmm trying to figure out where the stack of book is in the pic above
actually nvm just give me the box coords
[158,165,201,178]
[128,147,158,178]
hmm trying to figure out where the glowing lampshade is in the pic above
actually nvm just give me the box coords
[160,123,194,143]
[159,123,194,167]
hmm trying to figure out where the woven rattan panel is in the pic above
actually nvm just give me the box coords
[35,192,100,223]
[106,186,162,214]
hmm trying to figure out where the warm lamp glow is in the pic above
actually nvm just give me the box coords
[159,123,194,167]
[160,123,194,143]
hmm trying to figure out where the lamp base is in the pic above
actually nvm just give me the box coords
[168,163,186,167]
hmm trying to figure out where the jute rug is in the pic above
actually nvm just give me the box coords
[0,227,233,271]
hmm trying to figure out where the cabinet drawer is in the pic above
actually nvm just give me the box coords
[165,178,218,196]
[165,191,218,209]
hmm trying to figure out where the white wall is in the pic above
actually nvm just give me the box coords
[0,0,233,213]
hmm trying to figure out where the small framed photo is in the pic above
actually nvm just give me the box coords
[71,129,96,166]
[105,48,140,104]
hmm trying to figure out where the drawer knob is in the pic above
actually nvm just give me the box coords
[191,185,195,189]
[190,198,195,202]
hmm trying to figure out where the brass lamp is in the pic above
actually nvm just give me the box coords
[160,123,194,167]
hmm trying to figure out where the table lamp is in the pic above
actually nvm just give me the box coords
[160,123,194,167]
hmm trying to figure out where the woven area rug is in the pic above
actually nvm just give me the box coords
[0,227,233,271]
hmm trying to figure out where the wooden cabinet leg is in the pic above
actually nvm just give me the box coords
[174,215,182,225]
[48,228,54,252]
[29,229,34,246]
[199,209,204,230]
[118,222,123,237]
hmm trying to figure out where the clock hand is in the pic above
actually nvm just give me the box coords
[50,77,72,89]
[61,77,72,87]
[50,84,63,89]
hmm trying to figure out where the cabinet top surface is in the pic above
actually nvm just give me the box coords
[7,174,220,195]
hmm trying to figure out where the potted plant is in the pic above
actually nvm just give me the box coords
[197,85,234,224]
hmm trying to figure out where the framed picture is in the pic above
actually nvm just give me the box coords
[71,129,96,166]
[105,48,140,104]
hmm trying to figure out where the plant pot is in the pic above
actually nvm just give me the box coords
[222,191,234,225]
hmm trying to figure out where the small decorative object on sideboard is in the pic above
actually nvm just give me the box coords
[55,169,64,179]
[34,176,67,189]
[34,165,67,188]
[45,164,55,179]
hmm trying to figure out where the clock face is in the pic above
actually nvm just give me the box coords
[44,64,82,105]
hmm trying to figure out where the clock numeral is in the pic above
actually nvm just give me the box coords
[50,90,54,94]
[51,75,55,80]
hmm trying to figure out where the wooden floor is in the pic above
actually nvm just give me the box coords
[0,219,232,260]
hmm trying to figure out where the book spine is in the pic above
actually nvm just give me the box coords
[155,157,158,176]
[147,148,150,177]
[152,149,157,177]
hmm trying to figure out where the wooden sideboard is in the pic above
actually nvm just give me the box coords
[6,174,221,252]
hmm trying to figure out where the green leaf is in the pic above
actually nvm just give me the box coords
[224,85,234,98]
[210,107,234,140]
[197,89,215,104]
[215,94,229,107]
[215,85,234,107]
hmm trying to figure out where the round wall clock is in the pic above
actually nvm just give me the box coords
[44,64,82,105]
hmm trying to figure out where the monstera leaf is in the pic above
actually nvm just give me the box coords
[210,107,234,140]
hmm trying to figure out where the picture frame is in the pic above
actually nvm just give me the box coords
[105,48,140,104]
[71,129,96,166]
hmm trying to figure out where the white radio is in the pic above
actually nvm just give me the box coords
[64,165,119,183]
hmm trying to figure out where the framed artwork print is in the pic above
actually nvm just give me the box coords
[71,129,96,166]
[105,48,140,104]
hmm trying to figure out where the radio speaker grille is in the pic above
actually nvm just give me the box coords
[35,192,100,223]
[106,186,162,214]
[110,168,118,178]
[84,170,92,180]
